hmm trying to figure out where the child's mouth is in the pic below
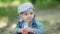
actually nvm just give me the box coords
[27,18,32,20]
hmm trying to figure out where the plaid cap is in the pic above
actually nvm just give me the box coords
[18,2,34,13]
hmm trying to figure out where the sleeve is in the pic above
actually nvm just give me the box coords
[33,22,43,34]
[13,23,20,34]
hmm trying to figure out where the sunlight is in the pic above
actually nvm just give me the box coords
[0,2,4,7]
[49,20,55,25]
[0,17,8,28]
[11,23,16,29]
[0,0,21,7]
[0,21,7,28]
[8,23,16,30]
[11,0,21,6]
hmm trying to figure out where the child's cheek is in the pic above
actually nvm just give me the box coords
[22,16,27,20]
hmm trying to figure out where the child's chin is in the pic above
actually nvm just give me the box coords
[27,20,32,22]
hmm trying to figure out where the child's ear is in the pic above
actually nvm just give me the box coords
[19,14,22,16]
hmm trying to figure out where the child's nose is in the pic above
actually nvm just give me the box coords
[28,15,32,18]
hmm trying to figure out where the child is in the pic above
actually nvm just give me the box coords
[13,2,43,34]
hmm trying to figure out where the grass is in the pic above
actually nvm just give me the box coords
[0,6,60,34]
[0,1,60,34]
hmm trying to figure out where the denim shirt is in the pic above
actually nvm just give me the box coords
[13,20,43,34]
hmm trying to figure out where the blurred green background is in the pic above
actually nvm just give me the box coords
[0,0,60,34]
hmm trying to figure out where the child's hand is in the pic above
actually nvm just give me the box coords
[17,28,24,33]
[24,28,34,33]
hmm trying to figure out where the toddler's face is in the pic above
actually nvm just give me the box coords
[19,9,34,22]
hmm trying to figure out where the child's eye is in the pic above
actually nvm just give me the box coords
[30,12,33,15]
[25,13,28,16]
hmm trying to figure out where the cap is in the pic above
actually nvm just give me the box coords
[18,2,34,13]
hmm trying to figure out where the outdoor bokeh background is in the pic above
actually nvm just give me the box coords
[0,0,60,34]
